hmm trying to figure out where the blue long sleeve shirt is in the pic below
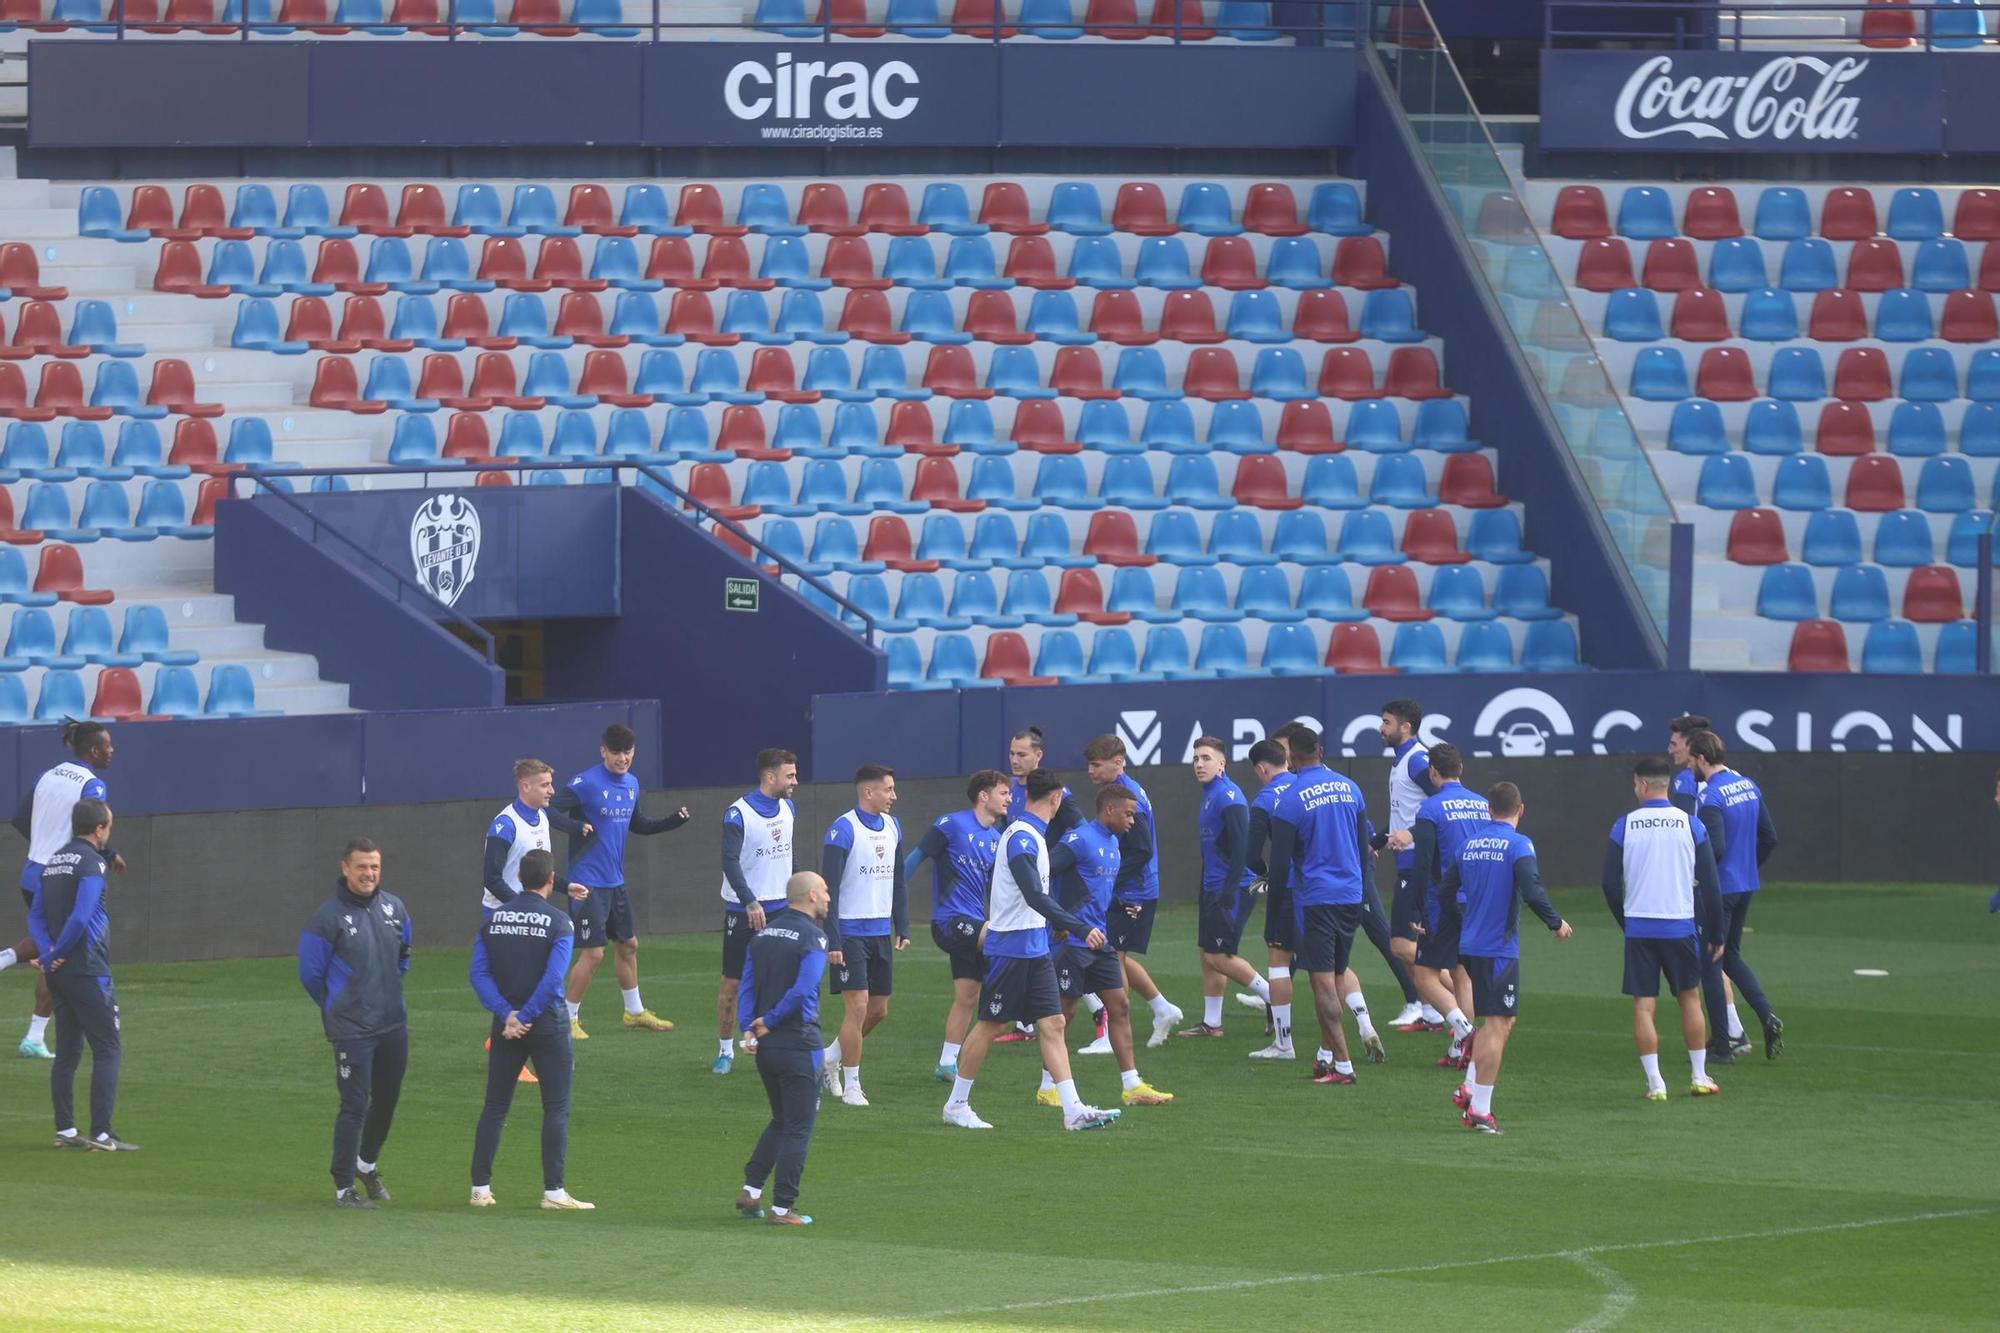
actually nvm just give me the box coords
[31,838,110,975]
[737,906,828,1053]
[470,891,575,1026]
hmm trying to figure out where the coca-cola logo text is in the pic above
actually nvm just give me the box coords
[1613,54,1866,143]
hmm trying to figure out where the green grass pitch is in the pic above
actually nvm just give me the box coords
[0,882,1995,1331]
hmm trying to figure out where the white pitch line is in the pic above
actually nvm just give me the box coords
[883,1206,1995,1325]
[1567,1253,1637,1333]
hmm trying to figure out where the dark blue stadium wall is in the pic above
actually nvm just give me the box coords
[541,490,885,780]
[215,494,506,709]
[1347,56,1664,669]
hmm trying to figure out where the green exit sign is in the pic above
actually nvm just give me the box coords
[725,577,760,613]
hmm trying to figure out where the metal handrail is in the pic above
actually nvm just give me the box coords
[1546,0,1997,52]
[233,458,882,646]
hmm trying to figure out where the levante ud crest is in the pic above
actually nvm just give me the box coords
[410,494,481,607]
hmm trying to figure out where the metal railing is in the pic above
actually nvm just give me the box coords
[229,458,882,645]
[1546,1,1997,52]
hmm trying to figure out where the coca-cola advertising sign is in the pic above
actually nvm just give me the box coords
[1541,49,1944,154]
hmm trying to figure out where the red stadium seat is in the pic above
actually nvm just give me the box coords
[1474,192,1533,246]
[10,301,85,358]
[34,544,112,606]
[858,184,928,236]
[912,456,985,510]
[1725,508,1789,564]
[0,245,66,302]
[1363,565,1429,619]
[1807,288,1867,341]
[167,418,221,473]
[822,236,891,291]
[1815,401,1876,456]
[554,291,626,348]
[0,364,54,422]
[1049,347,1120,400]
[798,184,864,238]
[1844,454,1907,510]
[1787,619,1849,670]
[1401,509,1471,563]
[511,0,579,34]
[1952,187,2000,240]
[863,515,931,570]
[1112,183,1176,237]
[1859,0,1915,47]
[1326,621,1393,673]
[1681,187,1744,241]
[981,631,1055,685]
[1640,238,1700,292]
[0,486,43,545]
[578,350,654,408]
[190,475,232,525]
[645,236,715,289]
[311,238,387,295]
[1087,290,1158,346]
[1832,347,1893,402]
[443,412,493,462]
[1003,236,1073,290]
[91,668,152,723]
[1977,242,2000,293]
[745,348,819,404]
[923,345,993,399]
[398,184,469,237]
[177,184,252,240]
[1437,453,1504,508]
[1054,568,1129,623]
[1009,399,1075,453]
[978,182,1046,236]
[1903,565,1964,622]
[701,235,773,291]
[676,185,746,237]
[469,352,543,410]
[1083,511,1154,566]
[337,295,413,352]
[666,290,739,346]
[685,463,746,517]
[1384,347,1449,400]
[1292,289,1358,343]
[1941,289,1999,342]
[1819,187,1880,241]
[1844,238,1904,292]
[1670,287,1731,341]
[417,354,483,411]
[1317,347,1380,399]
[145,360,220,418]
[1242,183,1309,238]
[36,362,112,421]
[1231,455,1301,510]
[1574,238,1637,292]
[443,293,516,350]
[1147,0,1212,37]
[1277,399,1341,453]
[838,289,911,344]
[1158,290,1226,344]
[125,185,191,239]
[1184,348,1250,401]
[1695,347,1758,402]
[279,0,351,32]
[389,0,448,32]
[1550,185,1611,240]
[565,184,635,238]
[1083,0,1145,38]
[534,237,607,292]
[477,237,550,292]
[152,241,228,298]
[817,0,884,38]
[964,290,1034,345]
[340,184,410,237]
[1332,236,1397,289]
[712,405,775,459]
[1199,237,1265,291]
[886,400,945,454]
[310,357,387,413]
[950,0,1014,37]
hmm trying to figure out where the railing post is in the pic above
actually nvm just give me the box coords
[1669,520,1694,672]
[1978,529,1994,675]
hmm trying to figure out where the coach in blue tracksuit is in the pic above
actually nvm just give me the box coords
[31,798,133,1152]
[470,848,591,1210]
[298,838,412,1210]
[735,871,830,1227]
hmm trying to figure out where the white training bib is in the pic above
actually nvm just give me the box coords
[481,804,551,911]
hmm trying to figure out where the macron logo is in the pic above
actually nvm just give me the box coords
[1118,711,1162,766]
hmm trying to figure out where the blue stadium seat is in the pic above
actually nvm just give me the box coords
[0,423,58,481]
[420,237,490,294]
[1911,239,1970,293]
[140,665,198,718]
[927,633,986,685]
[1031,454,1094,508]
[1265,237,1332,290]
[1112,347,1174,401]
[1306,183,1368,237]
[898,290,967,344]
[0,674,27,722]
[1885,188,1943,241]
[363,238,437,295]
[1737,288,1799,341]
[1138,399,1197,453]
[1082,626,1147,681]
[601,409,658,461]
[110,421,176,478]
[1047,182,1110,236]
[1368,453,1434,508]
[1962,404,2000,457]
[943,399,1000,453]
[1205,401,1269,455]
[1388,621,1448,672]
[759,518,808,570]
[200,663,259,717]
[495,293,568,350]
[1134,238,1198,292]
[1934,620,1979,673]
[1615,186,1676,240]
[1969,350,2000,402]
[1068,237,1133,290]
[280,184,354,239]
[6,609,82,668]
[859,346,927,401]
[1414,399,1473,452]
[1872,510,1936,566]
[259,240,329,296]
[206,240,264,293]
[1427,564,1492,620]
[1357,289,1422,343]
[828,403,884,453]
[1335,509,1403,563]
[572,0,638,34]
[1234,565,1301,621]
[1466,509,1532,565]
[1800,510,1862,566]
[1031,628,1085,679]
[806,517,869,572]
[232,299,307,355]
[1006,569,1076,626]
[619,185,691,238]
[1520,620,1581,671]
[584,237,657,294]
[721,290,780,343]
[1706,238,1768,293]
[1829,564,1891,621]
[55,423,115,480]
[1106,567,1166,621]
[549,412,600,461]
[895,571,958,628]
[910,183,978,236]
[136,479,208,537]
[1025,291,1092,346]
[1177,182,1241,238]
[1297,565,1365,620]
[1216,0,1279,39]
[0,547,54,607]
[1696,454,1759,509]
[1884,402,1945,458]
[1667,399,1727,454]
[390,295,462,351]
[886,0,950,36]
[387,415,441,466]
[1454,621,1515,672]
[90,361,167,420]
[1074,399,1135,454]
[1874,288,1932,342]
[1260,623,1322,674]
[1945,510,1995,567]
[1767,348,1827,402]
[1145,510,1209,564]
[1603,289,1663,342]
[1899,348,1959,403]
[1270,510,1331,564]
[76,480,143,541]
[1776,238,1836,291]
[1099,455,1162,509]
[1343,400,1406,453]
[1296,454,1360,509]
[692,348,761,404]
[1223,290,1289,345]
[947,570,1008,626]
[1630,347,1691,400]
[119,603,196,666]
[1916,456,1976,513]
[1139,625,1197,678]
[1771,455,1832,511]
[1756,563,1819,619]
[1194,623,1251,675]
[449,184,517,237]
[987,346,1054,399]
[1250,347,1311,401]
[736,184,803,237]
[1493,563,1558,619]
[1752,187,1811,241]
[1742,399,1802,456]
[917,514,971,567]
[1165,455,1230,509]
[1933,0,1986,48]
[495,413,546,460]
[1208,510,1274,565]
[762,236,829,290]
[22,484,88,543]
[885,636,923,688]
[364,356,439,413]
[61,606,140,667]
[35,670,88,722]
[68,301,140,358]
[78,186,148,242]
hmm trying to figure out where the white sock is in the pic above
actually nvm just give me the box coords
[1038,1068,1055,1092]
[356,1158,376,1174]
[941,1041,962,1064]
[1316,1047,1334,1065]
[1249,974,1271,1002]
[719,1038,734,1058]
[567,1000,582,1022]
[1346,990,1376,1040]
[1470,1081,1494,1118]
[769,1204,790,1216]
[1640,1052,1662,1086]
[1689,1048,1709,1082]
[1334,1059,1354,1075]
[1726,1004,1745,1040]
[621,987,644,1016]
[948,1075,974,1107]
[741,1184,762,1200]
[54,1127,77,1139]
[1466,1059,1477,1086]
[1120,1068,1140,1091]
[0,947,15,971]
[26,1014,48,1043]
[1054,1077,1082,1117]
[825,1037,842,1069]
[1083,993,1104,1015]
[1421,1003,1446,1023]
[1148,993,1173,1018]
[1203,996,1223,1027]
[842,1066,860,1093]
[1446,1008,1474,1041]
[1272,1003,1292,1046]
